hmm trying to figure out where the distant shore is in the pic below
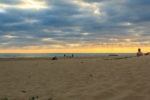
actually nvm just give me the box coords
[0,56,135,61]
[0,53,136,58]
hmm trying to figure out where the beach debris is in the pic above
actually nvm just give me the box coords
[0,96,52,100]
[29,97,35,100]
[104,58,113,60]
[52,56,57,60]
[21,90,27,93]
[48,98,53,100]
[89,74,93,77]
[114,57,131,60]
[29,96,39,100]
[36,96,39,99]
[80,61,84,63]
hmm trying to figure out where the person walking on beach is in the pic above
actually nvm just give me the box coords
[137,48,143,56]
[72,54,74,58]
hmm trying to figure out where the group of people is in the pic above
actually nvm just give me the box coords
[64,54,74,58]
[137,48,150,56]
[52,54,74,60]
[52,49,146,60]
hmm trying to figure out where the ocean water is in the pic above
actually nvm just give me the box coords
[0,53,136,58]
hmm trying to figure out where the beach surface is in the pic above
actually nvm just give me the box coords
[0,56,150,100]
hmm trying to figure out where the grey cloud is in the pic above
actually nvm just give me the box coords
[0,0,150,48]
[0,0,22,5]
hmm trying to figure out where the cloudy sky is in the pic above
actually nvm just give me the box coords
[0,0,150,53]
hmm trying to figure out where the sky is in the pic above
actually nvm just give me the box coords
[0,0,150,53]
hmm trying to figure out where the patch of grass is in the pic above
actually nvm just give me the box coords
[1,96,52,100]
[21,90,27,93]
[89,74,93,77]
[29,96,39,100]
[48,98,53,100]
[1,97,8,100]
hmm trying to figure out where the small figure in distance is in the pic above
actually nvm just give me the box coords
[72,54,74,58]
[64,54,66,57]
[52,56,57,60]
[137,48,143,56]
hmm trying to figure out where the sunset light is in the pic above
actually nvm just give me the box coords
[0,0,150,53]
[21,0,47,9]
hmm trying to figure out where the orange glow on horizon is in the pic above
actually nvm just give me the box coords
[0,47,150,53]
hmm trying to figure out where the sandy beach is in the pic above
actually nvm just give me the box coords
[0,56,150,100]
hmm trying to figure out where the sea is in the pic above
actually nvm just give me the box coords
[0,53,136,58]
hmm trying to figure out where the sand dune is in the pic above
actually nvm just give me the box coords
[0,56,150,100]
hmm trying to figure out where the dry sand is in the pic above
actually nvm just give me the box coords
[0,56,150,100]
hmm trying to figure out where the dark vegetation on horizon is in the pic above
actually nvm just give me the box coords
[1,96,53,100]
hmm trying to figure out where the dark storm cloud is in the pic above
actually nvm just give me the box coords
[0,0,150,48]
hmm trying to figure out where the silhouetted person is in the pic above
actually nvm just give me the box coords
[52,56,57,60]
[64,54,66,57]
[137,48,143,56]
[72,54,74,58]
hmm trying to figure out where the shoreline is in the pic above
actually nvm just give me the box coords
[0,56,136,61]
